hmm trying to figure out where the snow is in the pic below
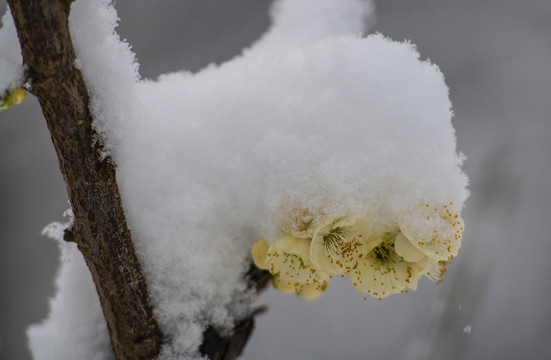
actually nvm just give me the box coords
[28,211,113,360]
[248,0,373,54]
[25,0,468,359]
[0,8,24,96]
[69,0,140,157]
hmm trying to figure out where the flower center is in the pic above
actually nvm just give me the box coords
[370,241,394,263]
[323,227,359,256]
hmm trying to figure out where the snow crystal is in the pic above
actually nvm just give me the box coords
[0,8,25,95]
[27,0,468,358]
[463,324,472,335]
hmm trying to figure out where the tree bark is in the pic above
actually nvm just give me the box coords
[7,0,162,358]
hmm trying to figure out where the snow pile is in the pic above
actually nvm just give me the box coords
[27,211,113,360]
[248,0,373,54]
[0,8,24,95]
[25,0,468,359]
[70,0,140,156]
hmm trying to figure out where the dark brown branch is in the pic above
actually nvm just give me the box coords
[7,0,162,358]
[201,317,256,360]
[199,266,271,360]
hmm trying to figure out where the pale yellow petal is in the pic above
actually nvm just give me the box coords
[351,258,412,299]
[400,203,464,261]
[333,215,357,228]
[297,280,329,300]
[310,234,342,275]
[11,88,26,104]
[310,217,372,276]
[355,217,374,246]
[394,233,425,262]
[350,241,423,299]
[268,234,310,260]
[272,275,299,293]
[251,238,269,270]
[313,221,333,237]
[362,234,383,253]
[266,235,325,285]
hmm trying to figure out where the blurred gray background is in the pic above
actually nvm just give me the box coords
[1,0,550,359]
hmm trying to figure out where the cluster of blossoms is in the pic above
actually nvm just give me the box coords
[252,203,464,300]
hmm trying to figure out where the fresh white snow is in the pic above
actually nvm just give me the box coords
[15,0,468,358]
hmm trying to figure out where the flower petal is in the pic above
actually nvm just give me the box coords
[399,204,464,261]
[333,215,357,228]
[251,238,269,269]
[297,280,329,300]
[12,88,26,104]
[350,244,422,299]
[272,275,299,293]
[266,235,325,285]
[355,217,374,244]
[310,216,373,276]
[310,234,342,275]
[313,221,333,237]
[395,232,425,262]
[268,234,310,260]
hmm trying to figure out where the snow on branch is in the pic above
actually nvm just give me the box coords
[25,0,468,358]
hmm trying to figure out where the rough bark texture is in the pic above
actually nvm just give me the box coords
[7,0,163,358]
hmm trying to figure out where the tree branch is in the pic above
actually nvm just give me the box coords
[199,266,271,360]
[7,0,162,358]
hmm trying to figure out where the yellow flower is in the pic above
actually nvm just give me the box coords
[399,203,465,261]
[266,235,327,285]
[349,231,424,299]
[252,206,464,300]
[11,88,26,104]
[251,236,329,299]
[0,88,26,110]
[309,215,375,276]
